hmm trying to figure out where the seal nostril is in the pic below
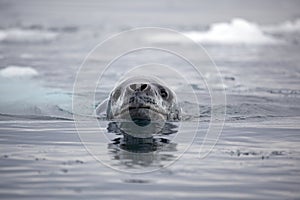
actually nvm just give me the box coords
[129,84,137,91]
[140,84,148,91]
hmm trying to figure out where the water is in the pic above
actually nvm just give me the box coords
[1,121,299,199]
[0,0,300,199]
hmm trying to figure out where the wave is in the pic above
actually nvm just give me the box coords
[0,66,38,78]
[184,18,279,45]
[0,28,58,42]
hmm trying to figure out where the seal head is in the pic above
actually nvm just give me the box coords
[105,76,181,126]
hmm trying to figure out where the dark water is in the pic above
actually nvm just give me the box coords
[0,0,300,199]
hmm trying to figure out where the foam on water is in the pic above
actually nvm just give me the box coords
[0,28,57,42]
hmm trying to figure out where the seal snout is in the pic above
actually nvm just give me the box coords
[128,94,157,106]
[126,83,158,107]
[127,91,156,126]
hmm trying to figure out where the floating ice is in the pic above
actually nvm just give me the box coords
[184,18,278,45]
[263,19,300,33]
[0,66,38,78]
[0,67,71,118]
[0,28,57,42]
[148,18,280,45]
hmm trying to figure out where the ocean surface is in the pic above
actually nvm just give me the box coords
[0,0,300,199]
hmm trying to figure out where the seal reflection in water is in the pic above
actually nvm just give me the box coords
[107,121,178,167]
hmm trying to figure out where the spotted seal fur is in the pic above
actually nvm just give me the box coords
[96,76,181,125]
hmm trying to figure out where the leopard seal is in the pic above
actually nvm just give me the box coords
[96,76,181,122]
[95,76,181,138]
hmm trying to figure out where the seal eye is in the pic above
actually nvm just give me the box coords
[112,89,121,101]
[160,88,168,99]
